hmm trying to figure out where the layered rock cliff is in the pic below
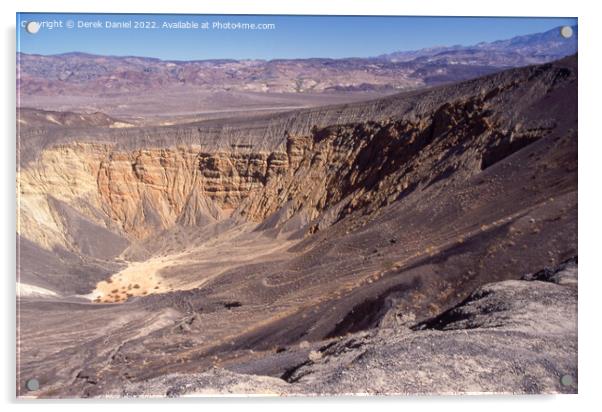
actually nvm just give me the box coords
[19,144,291,250]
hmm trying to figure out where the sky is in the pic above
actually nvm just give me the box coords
[16,13,577,61]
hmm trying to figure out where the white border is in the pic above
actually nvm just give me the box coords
[2,1,600,411]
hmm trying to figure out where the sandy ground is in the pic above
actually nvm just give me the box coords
[90,226,298,304]
[89,255,181,303]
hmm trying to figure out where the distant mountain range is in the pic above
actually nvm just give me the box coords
[378,25,577,65]
[17,25,577,99]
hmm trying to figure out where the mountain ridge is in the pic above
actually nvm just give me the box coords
[17,25,577,101]
[18,25,577,63]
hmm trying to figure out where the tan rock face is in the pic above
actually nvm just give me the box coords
[18,143,111,250]
[19,144,292,250]
[97,148,199,239]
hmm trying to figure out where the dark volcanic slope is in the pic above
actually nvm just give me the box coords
[117,258,578,396]
[17,56,577,397]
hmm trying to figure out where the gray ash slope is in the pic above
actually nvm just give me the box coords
[119,258,578,396]
[17,55,577,397]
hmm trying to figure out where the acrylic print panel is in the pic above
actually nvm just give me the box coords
[16,13,578,398]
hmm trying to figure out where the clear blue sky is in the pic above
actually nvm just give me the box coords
[17,13,577,60]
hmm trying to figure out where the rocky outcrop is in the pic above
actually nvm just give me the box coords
[289,258,578,394]
[119,369,292,397]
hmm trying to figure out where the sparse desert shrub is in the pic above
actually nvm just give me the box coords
[381,259,396,271]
